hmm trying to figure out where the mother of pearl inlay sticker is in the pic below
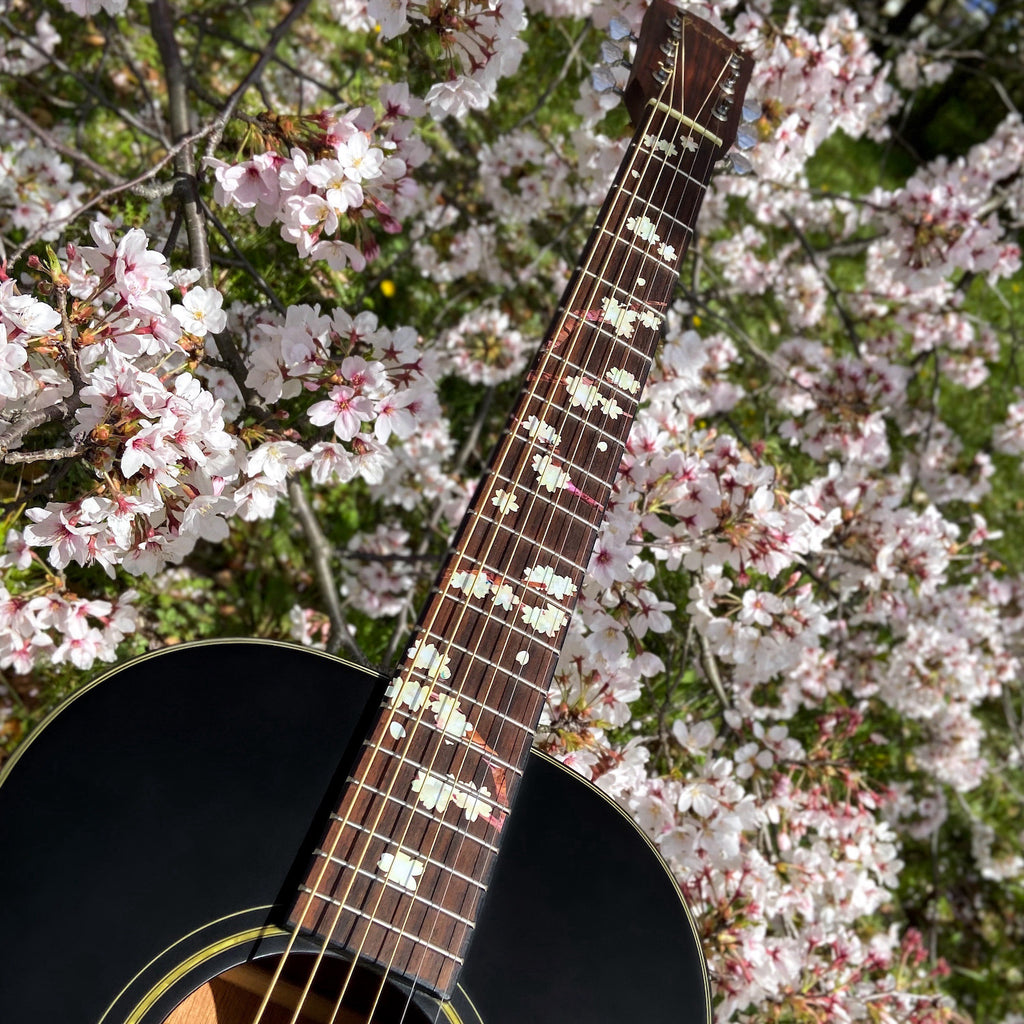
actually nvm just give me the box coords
[531,452,571,492]
[523,564,577,600]
[491,488,520,515]
[606,367,642,394]
[520,602,569,637]
[405,638,452,682]
[601,296,639,339]
[565,373,603,411]
[522,414,561,446]
[626,214,660,243]
[377,849,424,892]
[449,568,493,598]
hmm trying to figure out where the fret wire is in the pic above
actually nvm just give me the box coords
[330,800,501,856]
[572,260,675,314]
[297,887,466,964]
[493,440,617,494]
[554,339,660,384]
[516,397,626,448]
[443,550,583,606]
[614,189,699,237]
[310,860,480,929]
[391,634,552,708]
[328,812,498,860]
[403,629,552,685]
[446,542,587,595]
[540,348,651,387]
[362,742,522,800]
[399,685,546,736]
[542,349,655,393]
[628,144,707,191]
[593,323,670,364]
[429,586,569,654]
[552,331,655,385]
[473,508,604,570]
[351,775,513,829]
[594,228,683,276]
[489,471,603,532]
[520,396,628,448]
[316,838,490,892]
[327,798,499,856]
[410,627,555,696]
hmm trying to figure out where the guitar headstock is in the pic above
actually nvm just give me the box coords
[623,1,753,157]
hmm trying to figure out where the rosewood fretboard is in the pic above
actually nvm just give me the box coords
[288,7,753,998]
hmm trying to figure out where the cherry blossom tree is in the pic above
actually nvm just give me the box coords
[1,0,1022,1021]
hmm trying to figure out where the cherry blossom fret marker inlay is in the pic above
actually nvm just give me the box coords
[377,849,425,893]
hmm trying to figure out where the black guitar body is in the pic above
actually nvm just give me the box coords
[0,641,708,1023]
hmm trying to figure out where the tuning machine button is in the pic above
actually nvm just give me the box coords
[735,123,758,150]
[717,151,753,175]
[741,98,761,122]
[600,40,630,67]
[591,65,623,95]
[607,15,637,43]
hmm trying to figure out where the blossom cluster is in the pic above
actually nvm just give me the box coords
[360,0,528,120]
[0,114,86,244]
[2,3,1023,1023]
[209,94,428,271]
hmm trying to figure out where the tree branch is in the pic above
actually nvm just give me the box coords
[150,0,212,286]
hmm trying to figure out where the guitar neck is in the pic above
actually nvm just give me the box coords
[288,4,753,997]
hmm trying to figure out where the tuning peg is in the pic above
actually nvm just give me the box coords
[741,98,761,123]
[734,123,758,150]
[716,151,754,176]
[607,15,637,43]
[600,40,629,67]
[727,151,754,175]
[591,65,622,95]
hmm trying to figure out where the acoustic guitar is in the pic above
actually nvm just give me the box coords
[0,4,751,1021]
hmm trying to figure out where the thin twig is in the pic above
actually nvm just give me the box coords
[780,209,862,355]
[288,479,371,666]
[0,94,123,186]
[201,0,317,161]
[2,444,88,464]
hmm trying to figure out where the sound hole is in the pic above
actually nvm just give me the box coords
[162,953,434,1024]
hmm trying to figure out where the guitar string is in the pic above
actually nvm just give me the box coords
[366,61,694,1024]
[407,37,737,1024]
[386,39,724,1024]
[287,74,682,1018]
[364,27,731,1024]
[296,24,728,1024]
[258,29,712,1015]
[248,19,733,1024]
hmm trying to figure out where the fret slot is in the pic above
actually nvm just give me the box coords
[291,887,464,994]
[296,888,471,950]
[317,835,490,893]
[362,744,519,808]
